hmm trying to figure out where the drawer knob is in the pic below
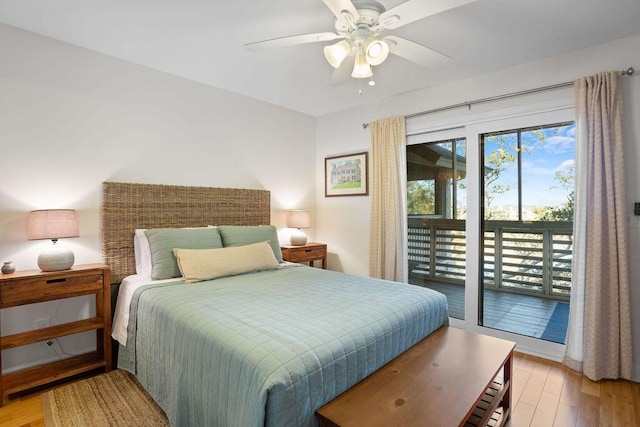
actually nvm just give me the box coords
[46,278,67,284]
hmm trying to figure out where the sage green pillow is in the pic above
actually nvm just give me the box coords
[217,225,282,263]
[145,228,223,280]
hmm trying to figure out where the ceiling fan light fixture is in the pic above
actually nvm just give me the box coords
[351,51,373,78]
[365,39,389,65]
[247,0,476,88]
[324,40,351,68]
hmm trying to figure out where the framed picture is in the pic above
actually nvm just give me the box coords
[325,152,368,197]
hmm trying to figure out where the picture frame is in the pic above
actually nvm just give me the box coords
[325,152,369,197]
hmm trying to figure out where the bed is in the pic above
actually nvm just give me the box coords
[102,182,449,427]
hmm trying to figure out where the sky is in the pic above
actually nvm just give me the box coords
[485,123,575,210]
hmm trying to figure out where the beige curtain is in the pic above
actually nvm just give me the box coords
[564,71,633,380]
[369,116,408,282]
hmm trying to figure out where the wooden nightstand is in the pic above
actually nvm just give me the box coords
[0,263,112,404]
[281,242,327,269]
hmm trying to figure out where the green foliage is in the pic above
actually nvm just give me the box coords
[484,134,517,219]
[407,181,435,215]
[533,193,574,221]
[534,162,575,221]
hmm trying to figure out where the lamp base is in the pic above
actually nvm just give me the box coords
[290,230,308,246]
[38,241,75,271]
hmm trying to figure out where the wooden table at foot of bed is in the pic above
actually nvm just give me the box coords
[316,326,515,427]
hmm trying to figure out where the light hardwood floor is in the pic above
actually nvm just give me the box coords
[0,352,638,426]
[508,352,640,427]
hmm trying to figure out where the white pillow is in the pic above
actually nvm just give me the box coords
[134,229,152,277]
[174,241,279,283]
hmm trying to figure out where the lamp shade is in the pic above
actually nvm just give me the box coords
[28,209,79,241]
[286,210,310,229]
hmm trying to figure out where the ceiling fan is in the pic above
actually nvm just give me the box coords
[245,0,476,87]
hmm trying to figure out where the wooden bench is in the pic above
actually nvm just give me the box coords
[316,326,515,427]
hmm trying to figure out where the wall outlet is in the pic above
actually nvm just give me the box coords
[35,317,51,329]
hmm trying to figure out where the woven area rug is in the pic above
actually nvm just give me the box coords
[41,369,169,427]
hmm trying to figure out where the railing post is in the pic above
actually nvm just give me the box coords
[542,228,552,297]
[429,223,437,280]
[494,227,503,289]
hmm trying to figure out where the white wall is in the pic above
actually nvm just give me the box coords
[316,34,640,380]
[0,24,316,372]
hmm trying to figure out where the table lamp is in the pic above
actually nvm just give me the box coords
[28,209,79,271]
[286,210,310,246]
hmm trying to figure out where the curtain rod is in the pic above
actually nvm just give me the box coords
[362,67,635,129]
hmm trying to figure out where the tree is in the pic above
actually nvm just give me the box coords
[533,162,575,221]
[484,135,517,219]
[407,181,435,215]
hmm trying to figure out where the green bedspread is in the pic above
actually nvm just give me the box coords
[119,265,448,426]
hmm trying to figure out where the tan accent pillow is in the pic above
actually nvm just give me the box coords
[174,241,280,283]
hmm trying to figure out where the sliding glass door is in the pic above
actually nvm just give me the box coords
[405,100,576,358]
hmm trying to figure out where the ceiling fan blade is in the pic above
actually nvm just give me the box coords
[379,0,476,30]
[331,54,356,86]
[384,36,452,68]
[245,32,341,51]
[322,0,360,23]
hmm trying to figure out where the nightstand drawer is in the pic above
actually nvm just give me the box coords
[285,247,325,262]
[0,273,104,307]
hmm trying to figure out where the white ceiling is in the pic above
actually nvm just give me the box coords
[1,0,640,117]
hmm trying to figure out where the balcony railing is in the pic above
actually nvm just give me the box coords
[408,217,572,300]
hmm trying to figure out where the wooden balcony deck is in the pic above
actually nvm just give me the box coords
[407,217,572,343]
[410,278,569,344]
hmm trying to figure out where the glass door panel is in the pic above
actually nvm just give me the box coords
[481,123,574,342]
[407,138,466,319]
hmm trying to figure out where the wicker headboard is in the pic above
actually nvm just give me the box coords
[101,182,271,284]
